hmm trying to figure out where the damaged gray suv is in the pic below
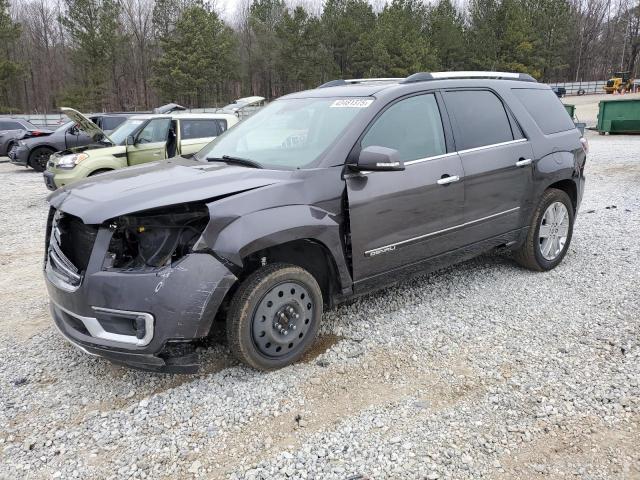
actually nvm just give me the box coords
[45,72,587,372]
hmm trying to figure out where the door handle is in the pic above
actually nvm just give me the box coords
[153,152,161,157]
[437,175,460,185]
[516,158,533,167]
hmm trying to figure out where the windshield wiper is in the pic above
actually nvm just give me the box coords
[206,155,263,169]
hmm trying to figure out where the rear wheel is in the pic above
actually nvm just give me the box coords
[514,188,574,271]
[226,263,322,370]
[28,147,54,172]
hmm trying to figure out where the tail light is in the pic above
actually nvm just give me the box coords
[579,136,589,155]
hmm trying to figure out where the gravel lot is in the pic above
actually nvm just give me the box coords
[0,130,639,480]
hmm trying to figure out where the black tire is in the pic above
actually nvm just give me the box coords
[28,147,55,172]
[514,188,574,271]
[226,263,323,370]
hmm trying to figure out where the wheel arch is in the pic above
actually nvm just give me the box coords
[204,204,353,306]
[545,179,577,211]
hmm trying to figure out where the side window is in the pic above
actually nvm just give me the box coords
[0,121,23,130]
[444,90,514,150]
[217,119,228,133]
[181,119,221,140]
[101,116,126,131]
[361,94,446,162]
[137,118,171,143]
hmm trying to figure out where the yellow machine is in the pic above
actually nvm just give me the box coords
[604,71,634,94]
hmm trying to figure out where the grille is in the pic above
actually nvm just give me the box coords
[48,211,98,286]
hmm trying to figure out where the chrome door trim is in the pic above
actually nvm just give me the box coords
[457,138,528,155]
[346,139,530,177]
[364,207,521,257]
[404,151,459,166]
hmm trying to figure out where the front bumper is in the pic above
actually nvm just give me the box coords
[9,145,29,165]
[46,224,237,372]
[44,163,94,190]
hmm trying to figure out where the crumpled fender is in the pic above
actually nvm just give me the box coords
[205,204,352,292]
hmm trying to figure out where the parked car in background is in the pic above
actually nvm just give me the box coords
[43,71,586,372]
[551,86,566,97]
[9,112,132,171]
[43,108,238,190]
[0,118,52,156]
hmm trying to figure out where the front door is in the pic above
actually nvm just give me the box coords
[126,118,171,166]
[443,89,535,242]
[346,92,465,283]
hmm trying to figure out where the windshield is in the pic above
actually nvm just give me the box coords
[55,121,74,133]
[109,119,146,145]
[195,97,372,169]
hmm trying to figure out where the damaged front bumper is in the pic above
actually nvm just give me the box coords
[45,222,237,373]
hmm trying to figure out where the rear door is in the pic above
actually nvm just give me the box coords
[443,89,534,242]
[346,92,465,283]
[126,118,171,165]
[178,118,223,156]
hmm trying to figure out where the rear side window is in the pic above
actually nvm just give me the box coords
[512,88,575,135]
[444,90,514,150]
[362,94,446,161]
[181,119,224,140]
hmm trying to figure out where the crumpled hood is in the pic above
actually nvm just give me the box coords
[48,157,293,224]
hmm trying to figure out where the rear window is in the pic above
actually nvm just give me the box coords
[512,88,575,135]
[444,90,514,150]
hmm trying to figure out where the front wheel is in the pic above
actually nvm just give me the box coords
[514,188,574,271]
[28,147,54,172]
[226,263,322,370]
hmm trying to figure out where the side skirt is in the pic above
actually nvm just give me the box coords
[345,227,528,300]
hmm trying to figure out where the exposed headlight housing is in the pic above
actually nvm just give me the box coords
[57,153,89,169]
[18,140,27,146]
[105,203,209,269]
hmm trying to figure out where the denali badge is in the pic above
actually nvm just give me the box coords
[366,245,396,257]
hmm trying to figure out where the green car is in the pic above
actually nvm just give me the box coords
[44,108,239,190]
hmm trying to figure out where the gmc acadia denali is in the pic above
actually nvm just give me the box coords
[44,72,587,372]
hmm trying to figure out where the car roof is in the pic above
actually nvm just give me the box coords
[281,72,549,100]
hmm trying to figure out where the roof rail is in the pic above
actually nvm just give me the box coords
[318,78,403,88]
[401,71,537,83]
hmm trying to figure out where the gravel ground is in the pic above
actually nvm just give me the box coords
[0,132,639,480]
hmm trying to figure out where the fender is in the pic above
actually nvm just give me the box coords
[534,150,580,197]
[205,204,353,293]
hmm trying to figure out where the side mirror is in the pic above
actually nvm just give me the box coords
[125,134,136,146]
[350,146,404,172]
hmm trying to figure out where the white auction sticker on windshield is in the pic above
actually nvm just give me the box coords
[330,99,374,108]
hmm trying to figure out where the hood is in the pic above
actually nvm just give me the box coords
[54,142,117,157]
[61,107,113,144]
[219,96,265,113]
[48,157,293,224]
[153,103,187,114]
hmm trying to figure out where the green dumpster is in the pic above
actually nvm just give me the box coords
[597,98,640,134]
[563,104,575,119]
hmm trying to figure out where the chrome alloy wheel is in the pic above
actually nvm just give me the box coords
[538,201,570,260]
[251,281,313,358]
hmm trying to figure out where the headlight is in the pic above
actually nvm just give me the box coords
[105,204,209,269]
[57,153,89,169]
